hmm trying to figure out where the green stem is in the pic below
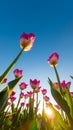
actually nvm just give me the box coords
[0,49,24,84]
[33,90,34,108]
[54,66,63,95]
[60,108,64,120]
[36,93,38,108]
[35,93,38,117]
[42,95,45,116]
[11,101,14,113]
[17,91,22,109]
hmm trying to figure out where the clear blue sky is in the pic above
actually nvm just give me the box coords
[0,0,73,103]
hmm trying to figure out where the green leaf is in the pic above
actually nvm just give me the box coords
[0,77,22,112]
[0,49,23,84]
[0,87,9,112]
[70,76,73,79]
[5,118,12,126]
[29,97,34,119]
[48,77,73,125]
[65,88,73,119]
[29,120,37,130]
[8,76,22,96]
[12,107,21,125]
[49,103,68,130]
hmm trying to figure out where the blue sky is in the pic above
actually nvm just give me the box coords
[0,0,73,103]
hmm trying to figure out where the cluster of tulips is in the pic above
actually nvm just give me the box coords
[0,32,73,130]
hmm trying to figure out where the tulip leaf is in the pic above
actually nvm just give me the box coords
[0,86,9,112]
[8,76,22,96]
[65,88,73,119]
[48,77,73,125]
[49,103,68,129]
[0,49,23,84]
[29,120,37,130]
[29,97,34,119]
[70,76,73,79]
[0,77,22,112]
[12,107,21,125]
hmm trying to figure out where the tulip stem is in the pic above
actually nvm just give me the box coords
[0,49,24,84]
[54,66,63,95]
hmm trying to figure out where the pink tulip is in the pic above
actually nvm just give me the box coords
[26,103,29,108]
[7,101,11,106]
[10,91,16,96]
[44,96,50,102]
[34,86,41,93]
[54,104,61,110]
[1,78,7,84]
[27,91,33,97]
[41,89,47,95]
[70,92,73,98]
[47,52,59,67]
[70,92,73,96]
[61,80,71,89]
[20,92,24,98]
[19,82,28,90]
[13,69,23,78]
[24,93,29,99]
[54,80,71,93]
[30,79,40,89]
[20,32,35,51]
[21,102,25,107]
[10,96,16,101]
[54,82,59,91]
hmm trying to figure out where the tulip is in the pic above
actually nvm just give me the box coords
[24,93,29,99]
[54,82,59,91]
[41,88,47,116]
[26,103,29,108]
[54,104,61,110]
[10,96,16,102]
[34,86,41,93]
[19,82,28,90]
[54,80,71,93]
[70,92,73,97]
[21,102,25,107]
[30,79,40,90]
[61,80,71,90]
[20,32,35,51]
[44,96,50,102]
[7,101,11,106]
[41,89,47,95]
[20,92,24,98]
[10,91,16,96]
[1,77,7,84]
[27,91,33,97]
[13,69,23,78]
[47,52,59,67]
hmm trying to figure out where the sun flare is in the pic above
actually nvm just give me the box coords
[37,101,54,119]
[45,106,53,116]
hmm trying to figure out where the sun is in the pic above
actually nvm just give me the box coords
[45,105,53,116]
[37,101,54,119]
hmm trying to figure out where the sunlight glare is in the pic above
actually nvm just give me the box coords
[37,101,54,119]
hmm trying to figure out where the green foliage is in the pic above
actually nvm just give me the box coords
[65,88,73,119]
[8,76,22,96]
[49,103,68,130]
[0,87,9,112]
[48,77,73,128]
[70,76,73,79]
